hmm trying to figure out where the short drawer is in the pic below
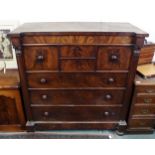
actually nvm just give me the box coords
[128,118,155,128]
[60,46,96,58]
[24,46,58,70]
[132,105,155,116]
[29,89,125,105]
[136,86,155,94]
[31,106,121,121]
[97,46,132,70]
[61,59,96,71]
[27,72,127,88]
[135,94,155,104]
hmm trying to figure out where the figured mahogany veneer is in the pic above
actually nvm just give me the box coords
[9,22,148,132]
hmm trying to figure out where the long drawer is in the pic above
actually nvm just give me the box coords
[31,106,122,121]
[29,89,125,105]
[27,72,127,88]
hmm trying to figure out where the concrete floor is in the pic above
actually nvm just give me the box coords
[0,130,154,139]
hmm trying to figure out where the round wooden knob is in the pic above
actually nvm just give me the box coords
[111,55,118,60]
[105,94,112,100]
[37,55,44,61]
[104,111,110,116]
[42,94,48,100]
[44,111,49,116]
[40,78,47,84]
[108,77,115,83]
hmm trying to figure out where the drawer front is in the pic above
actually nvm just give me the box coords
[128,118,155,128]
[61,59,95,71]
[60,46,96,58]
[24,46,58,70]
[97,47,132,70]
[22,35,133,45]
[132,105,155,115]
[136,95,155,104]
[136,86,155,94]
[30,89,125,105]
[27,72,127,88]
[31,106,121,121]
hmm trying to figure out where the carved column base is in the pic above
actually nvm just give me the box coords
[26,121,35,132]
[116,120,127,136]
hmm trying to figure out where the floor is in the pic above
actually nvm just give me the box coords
[0,130,154,139]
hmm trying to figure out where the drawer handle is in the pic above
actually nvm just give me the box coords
[144,98,152,103]
[141,109,149,114]
[42,94,48,100]
[145,89,154,93]
[44,111,49,116]
[36,55,44,61]
[105,94,112,100]
[104,111,110,116]
[110,54,119,62]
[108,77,115,83]
[40,78,47,84]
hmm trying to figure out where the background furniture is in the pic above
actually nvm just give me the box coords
[0,70,25,131]
[127,75,155,133]
[138,42,155,65]
[9,22,147,133]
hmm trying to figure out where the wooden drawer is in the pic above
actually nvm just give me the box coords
[27,72,127,88]
[24,46,58,70]
[132,105,155,116]
[128,118,155,128]
[97,46,132,70]
[60,46,96,58]
[31,106,121,121]
[29,89,125,105]
[61,59,95,71]
[135,94,155,104]
[136,86,155,94]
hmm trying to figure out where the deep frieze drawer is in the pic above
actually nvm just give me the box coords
[22,35,134,45]
[29,89,125,105]
[31,106,122,121]
[27,72,128,88]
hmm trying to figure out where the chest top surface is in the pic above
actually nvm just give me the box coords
[9,22,148,36]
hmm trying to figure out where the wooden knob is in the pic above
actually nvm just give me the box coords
[37,55,44,61]
[104,111,110,116]
[42,94,48,100]
[108,77,115,83]
[40,78,47,84]
[111,55,118,61]
[44,111,49,116]
[105,94,112,100]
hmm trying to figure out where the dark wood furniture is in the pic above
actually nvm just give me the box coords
[0,70,25,131]
[8,22,148,133]
[138,43,155,65]
[127,75,155,133]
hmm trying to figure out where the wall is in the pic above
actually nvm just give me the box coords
[0,0,155,68]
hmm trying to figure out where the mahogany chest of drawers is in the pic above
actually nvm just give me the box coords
[127,75,155,133]
[9,22,148,132]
